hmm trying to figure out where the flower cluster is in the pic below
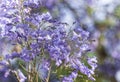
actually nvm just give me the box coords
[0,0,97,82]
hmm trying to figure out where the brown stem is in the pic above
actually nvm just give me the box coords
[46,66,51,82]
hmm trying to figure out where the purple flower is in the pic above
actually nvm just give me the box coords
[37,59,50,81]
[20,48,32,62]
[17,69,26,82]
[0,0,97,81]
[87,57,97,71]
[4,69,10,78]
[0,60,9,72]
[62,71,78,82]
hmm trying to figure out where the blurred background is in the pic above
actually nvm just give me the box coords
[41,0,120,82]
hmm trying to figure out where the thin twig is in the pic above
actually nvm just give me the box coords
[46,66,51,82]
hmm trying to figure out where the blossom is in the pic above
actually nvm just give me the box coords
[62,71,78,82]
[17,69,27,82]
[0,0,97,81]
